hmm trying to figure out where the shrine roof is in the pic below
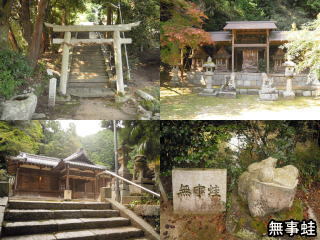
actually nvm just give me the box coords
[57,149,106,171]
[223,21,277,30]
[8,150,106,171]
[209,32,232,42]
[10,152,61,168]
[269,31,290,41]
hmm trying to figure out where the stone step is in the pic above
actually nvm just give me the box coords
[68,82,108,88]
[70,71,107,76]
[4,209,119,221]
[68,87,115,98]
[69,77,108,83]
[8,200,111,210]
[1,226,143,240]
[2,217,130,236]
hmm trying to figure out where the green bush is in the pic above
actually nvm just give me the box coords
[0,49,32,99]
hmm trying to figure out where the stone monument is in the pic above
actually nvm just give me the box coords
[198,57,217,96]
[238,157,299,217]
[172,168,227,214]
[218,72,237,98]
[48,78,57,107]
[259,73,278,101]
[283,57,296,99]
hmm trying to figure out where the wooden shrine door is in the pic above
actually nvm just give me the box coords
[242,49,259,72]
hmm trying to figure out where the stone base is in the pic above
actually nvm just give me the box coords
[218,91,237,98]
[121,195,143,204]
[1,93,37,120]
[64,190,72,201]
[129,183,155,195]
[259,93,279,101]
[99,187,112,201]
[283,91,295,99]
[198,88,218,96]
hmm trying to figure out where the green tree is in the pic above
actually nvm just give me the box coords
[40,121,82,158]
[0,121,43,168]
[81,130,114,169]
[283,14,320,77]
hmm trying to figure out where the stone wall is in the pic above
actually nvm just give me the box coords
[188,71,317,96]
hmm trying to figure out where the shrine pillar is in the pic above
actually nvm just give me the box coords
[60,31,71,95]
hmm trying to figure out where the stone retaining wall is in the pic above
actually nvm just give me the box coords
[188,71,315,95]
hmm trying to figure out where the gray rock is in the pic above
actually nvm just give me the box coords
[238,157,298,217]
[1,93,37,120]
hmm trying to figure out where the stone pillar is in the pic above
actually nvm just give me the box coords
[118,146,131,202]
[48,78,57,107]
[204,71,213,90]
[60,31,71,95]
[113,30,124,95]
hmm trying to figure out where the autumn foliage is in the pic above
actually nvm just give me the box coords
[161,0,213,66]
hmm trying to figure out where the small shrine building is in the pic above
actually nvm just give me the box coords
[207,21,289,73]
[7,149,111,199]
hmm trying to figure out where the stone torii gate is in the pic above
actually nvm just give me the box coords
[45,22,140,95]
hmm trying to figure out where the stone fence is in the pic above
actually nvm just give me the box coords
[188,71,318,96]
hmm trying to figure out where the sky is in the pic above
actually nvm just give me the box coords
[59,120,103,137]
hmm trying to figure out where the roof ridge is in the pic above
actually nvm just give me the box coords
[20,152,61,161]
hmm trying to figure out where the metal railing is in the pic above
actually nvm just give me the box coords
[97,169,160,198]
[96,31,115,82]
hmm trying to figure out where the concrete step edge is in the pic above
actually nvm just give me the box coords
[1,226,144,240]
[4,209,120,221]
[3,217,131,236]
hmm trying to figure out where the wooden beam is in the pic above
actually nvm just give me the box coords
[52,38,132,45]
[267,29,270,74]
[234,44,268,48]
[114,30,124,94]
[45,22,140,32]
[232,30,235,72]
[66,164,70,190]
[60,31,71,95]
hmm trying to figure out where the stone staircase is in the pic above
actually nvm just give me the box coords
[1,200,150,240]
[68,32,114,98]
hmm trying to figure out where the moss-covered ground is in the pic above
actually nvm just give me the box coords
[160,87,320,120]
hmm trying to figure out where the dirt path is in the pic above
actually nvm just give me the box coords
[73,98,135,120]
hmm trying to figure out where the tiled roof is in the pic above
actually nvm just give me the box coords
[224,21,277,30]
[209,31,232,42]
[10,151,106,170]
[13,152,61,167]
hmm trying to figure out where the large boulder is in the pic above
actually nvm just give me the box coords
[238,157,299,217]
[0,93,37,120]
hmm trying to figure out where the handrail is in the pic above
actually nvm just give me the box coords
[96,31,115,82]
[97,169,160,198]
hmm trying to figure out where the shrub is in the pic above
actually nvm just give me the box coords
[0,49,32,99]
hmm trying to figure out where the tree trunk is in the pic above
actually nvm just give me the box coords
[0,0,14,49]
[28,0,48,68]
[19,0,32,45]
[9,25,20,51]
[107,6,113,38]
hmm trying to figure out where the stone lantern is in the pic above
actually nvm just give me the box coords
[283,57,296,99]
[171,66,181,86]
[199,57,217,96]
